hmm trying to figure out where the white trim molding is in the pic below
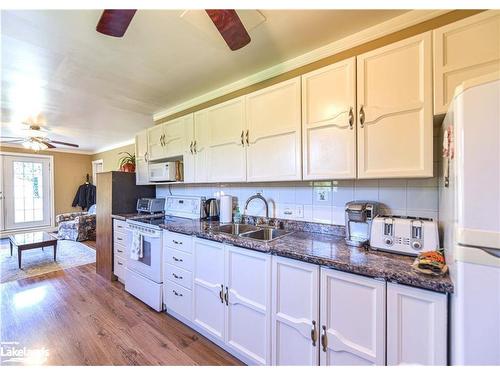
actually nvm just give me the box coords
[92,138,135,154]
[153,9,449,121]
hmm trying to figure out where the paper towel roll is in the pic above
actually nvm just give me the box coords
[220,195,233,224]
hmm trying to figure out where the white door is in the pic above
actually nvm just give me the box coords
[302,57,357,179]
[193,238,225,341]
[225,245,271,365]
[203,98,247,182]
[272,256,320,365]
[91,159,103,186]
[387,283,447,365]
[147,124,166,161]
[193,111,209,183]
[433,10,500,115]
[246,77,302,181]
[357,32,433,178]
[163,114,192,158]
[2,154,52,230]
[135,130,149,185]
[320,268,386,365]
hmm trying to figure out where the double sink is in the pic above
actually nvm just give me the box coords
[213,223,293,242]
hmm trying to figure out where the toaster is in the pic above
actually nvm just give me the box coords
[370,215,439,256]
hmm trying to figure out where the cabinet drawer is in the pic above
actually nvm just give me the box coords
[114,243,127,257]
[163,231,192,254]
[164,280,192,321]
[165,247,193,271]
[113,219,127,232]
[113,232,128,248]
[114,255,126,281]
[164,263,192,290]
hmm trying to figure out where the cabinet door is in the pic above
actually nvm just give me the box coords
[193,239,225,340]
[387,283,447,365]
[302,57,357,180]
[225,246,271,365]
[357,32,433,178]
[246,77,302,181]
[433,10,500,115]
[163,114,193,158]
[320,268,385,366]
[183,117,195,183]
[135,130,150,185]
[203,98,247,182]
[193,111,209,183]
[147,124,166,161]
[272,256,320,365]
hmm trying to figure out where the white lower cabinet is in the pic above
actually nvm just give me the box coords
[192,238,272,365]
[320,268,386,366]
[272,256,320,365]
[387,283,447,365]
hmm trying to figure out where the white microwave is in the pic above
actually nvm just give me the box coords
[148,162,177,182]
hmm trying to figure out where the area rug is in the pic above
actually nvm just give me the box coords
[0,238,96,283]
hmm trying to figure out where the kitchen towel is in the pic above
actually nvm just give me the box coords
[130,231,143,260]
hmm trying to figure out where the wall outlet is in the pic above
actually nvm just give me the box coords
[280,204,304,219]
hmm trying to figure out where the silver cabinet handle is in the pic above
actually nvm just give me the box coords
[117,237,123,241]
[172,290,183,297]
[172,273,183,280]
[245,130,249,146]
[219,284,224,303]
[348,107,354,130]
[144,151,149,162]
[311,320,318,346]
[224,286,229,305]
[117,249,123,253]
[117,261,123,266]
[172,240,183,245]
[172,256,183,262]
[321,325,328,352]
[189,141,193,154]
[193,140,197,154]
[160,134,164,146]
[240,130,244,146]
[359,105,365,128]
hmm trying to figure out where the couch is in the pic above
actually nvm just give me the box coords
[56,204,96,241]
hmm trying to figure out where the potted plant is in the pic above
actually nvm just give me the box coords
[118,152,136,173]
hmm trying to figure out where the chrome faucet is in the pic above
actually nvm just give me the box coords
[244,193,269,219]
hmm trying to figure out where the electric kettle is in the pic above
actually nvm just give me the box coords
[204,198,220,221]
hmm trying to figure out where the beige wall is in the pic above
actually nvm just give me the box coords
[0,146,93,216]
[92,143,135,172]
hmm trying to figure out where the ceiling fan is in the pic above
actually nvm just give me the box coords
[0,124,79,150]
[96,9,251,51]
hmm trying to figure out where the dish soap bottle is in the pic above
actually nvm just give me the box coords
[233,206,242,224]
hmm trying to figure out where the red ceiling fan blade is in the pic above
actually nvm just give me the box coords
[50,140,80,148]
[96,10,137,37]
[205,10,251,51]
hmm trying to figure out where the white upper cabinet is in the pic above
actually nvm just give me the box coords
[272,256,320,365]
[246,77,302,181]
[302,57,357,180]
[433,11,500,115]
[147,124,165,162]
[386,283,447,365]
[356,32,433,178]
[320,268,386,366]
[200,98,247,182]
[135,130,150,185]
[163,114,192,158]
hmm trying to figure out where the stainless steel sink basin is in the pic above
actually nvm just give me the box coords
[215,223,259,235]
[239,228,293,242]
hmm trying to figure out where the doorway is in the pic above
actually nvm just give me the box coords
[92,159,103,186]
[0,153,54,232]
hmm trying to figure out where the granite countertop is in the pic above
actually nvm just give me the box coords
[156,218,453,294]
[111,212,165,221]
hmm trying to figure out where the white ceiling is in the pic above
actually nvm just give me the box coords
[1,9,408,153]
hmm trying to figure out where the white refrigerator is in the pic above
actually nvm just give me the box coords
[439,73,500,365]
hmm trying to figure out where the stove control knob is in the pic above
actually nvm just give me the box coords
[412,241,422,250]
[384,237,393,246]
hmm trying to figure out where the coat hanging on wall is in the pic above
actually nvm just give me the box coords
[72,174,96,210]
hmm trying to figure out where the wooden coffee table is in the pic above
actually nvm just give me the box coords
[9,231,58,269]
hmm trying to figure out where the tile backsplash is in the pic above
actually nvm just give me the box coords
[157,177,439,226]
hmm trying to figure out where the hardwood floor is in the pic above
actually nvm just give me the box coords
[0,263,243,365]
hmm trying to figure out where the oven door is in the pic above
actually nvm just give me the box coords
[126,230,162,283]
